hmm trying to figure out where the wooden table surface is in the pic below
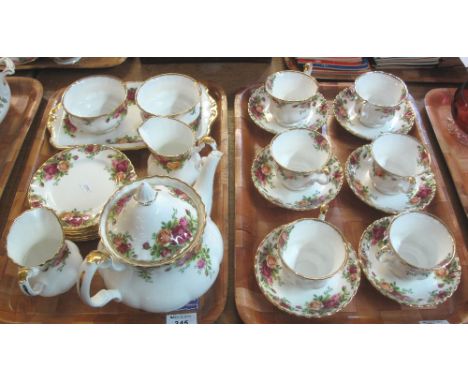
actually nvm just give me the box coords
[0,57,466,323]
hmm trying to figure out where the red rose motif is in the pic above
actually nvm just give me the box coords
[127,88,136,101]
[371,226,386,245]
[255,168,266,184]
[43,163,59,179]
[113,159,129,173]
[416,185,431,199]
[117,242,131,254]
[323,294,341,309]
[142,242,150,250]
[197,259,206,269]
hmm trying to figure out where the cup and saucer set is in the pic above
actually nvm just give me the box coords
[249,69,461,318]
[6,72,223,311]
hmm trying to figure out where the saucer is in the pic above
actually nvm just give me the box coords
[254,225,361,318]
[147,153,201,185]
[28,145,137,232]
[345,144,436,214]
[251,146,343,210]
[358,217,461,308]
[48,83,217,150]
[333,86,415,141]
[248,86,328,134]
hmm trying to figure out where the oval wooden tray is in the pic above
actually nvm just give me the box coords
[0,82,228,323]
[234,83,468,323]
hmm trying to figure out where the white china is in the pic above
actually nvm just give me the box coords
[359,216,461,308]
[345,144,436,214]
[354,71,408,128]
[77,148,224,313]
[251,145,343,210]
[28,145,137,233]
[265,67,319,126]
[333,87,415,141]
[370,134,431,195]
[8,57,37,65]
[6,208,82,297]
[62,75,128,135]
[254,225,360,318]
[136,73,202,128]
[375,212,455,280]
[48,82,216,150]
[140,116,217,185]
[270,129,331,191]
[53,57,82,65]
[0,57,15,124]
[277,219,348,289]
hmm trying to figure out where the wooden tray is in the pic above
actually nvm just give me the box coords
[425,88,468,217]
[0,82,228,323]
[6,57,127,70]
[0,77,43,201]
[284,57,468,83]
[234,83,468,323]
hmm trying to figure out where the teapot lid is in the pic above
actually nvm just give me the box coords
[99,176,206,268]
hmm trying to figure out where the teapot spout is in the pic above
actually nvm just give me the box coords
[194,150,223,217]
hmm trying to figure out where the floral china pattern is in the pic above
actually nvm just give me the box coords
[41,245,70,273]
[333,86,415,141]
[59,209,94,229]
[248,86,328,134]
[33,151,76,186]
[251,146,343,211]
[107,151,136,184]
[358,217,462,308]
[152,152,190,173]
[254,227,361,318]
[346,145,436,214]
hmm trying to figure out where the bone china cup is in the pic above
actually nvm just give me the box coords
[277,219,348,289]
[265,70,319,127]
[62,75,128,135]
[270,128,331,191]
[138,116,217,174]
[6,208,81,297]
[376,212,455,280]
[354,71,408,128]
[370,133,430,195]
[136,73,202,128]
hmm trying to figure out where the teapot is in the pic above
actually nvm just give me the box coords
[77,149,223,313]
[0,57,15,124]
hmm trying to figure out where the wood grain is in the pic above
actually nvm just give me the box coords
[425,88,468,217]
[284,57,468,84]
[234,83,468,323]
[0,77,43,201]
[0,82,228,324]
[5,57,127,70]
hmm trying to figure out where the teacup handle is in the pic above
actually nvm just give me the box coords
[399,176,416,195]
[305,167,330,186]
[375,243,394,264]
[194,136,218,156]
[0,57,15,77]
[303,63,313,76]
[17,267,45,296]
[318,204,329,221]
[77,250,122,307]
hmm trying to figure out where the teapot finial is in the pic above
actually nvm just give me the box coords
[134,182,157,206]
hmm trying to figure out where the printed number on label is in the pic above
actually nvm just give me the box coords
[166,313,197,324]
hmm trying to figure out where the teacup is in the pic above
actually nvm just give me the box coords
[136,73,202,129]
[0,57,15,124]
[270,128,331,191]
[354,71,408,128]
[62,75,128,135]
[139,116,216,180]
[277,217,348,289]
[265,66,319,127]
[370,133,430,195]
[6,208,82,297]
[376,211,455,280]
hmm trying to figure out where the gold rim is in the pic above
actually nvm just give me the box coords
[6,206,65,268]
[370,133,432,178]
[251,146,344,211]
[270,129,332,175]
[265,70,320,103]
[27,145,137,231]
[354,71,408,108]
[254,225,360,318]
[344,145,437,215]
[333,87,415,141]
[387,211,456,271]
[62,75,128,120]
[99,175,207,269]
[277,218,349,281]
[135,73,201,118]
[357,216,461,308]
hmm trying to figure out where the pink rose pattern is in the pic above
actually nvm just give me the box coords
[34,151,76,186]
[41,245,70,272]
[107,152,136,184]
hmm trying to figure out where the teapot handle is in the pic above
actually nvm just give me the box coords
[0,58,15,77]
[77,250,122,307]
